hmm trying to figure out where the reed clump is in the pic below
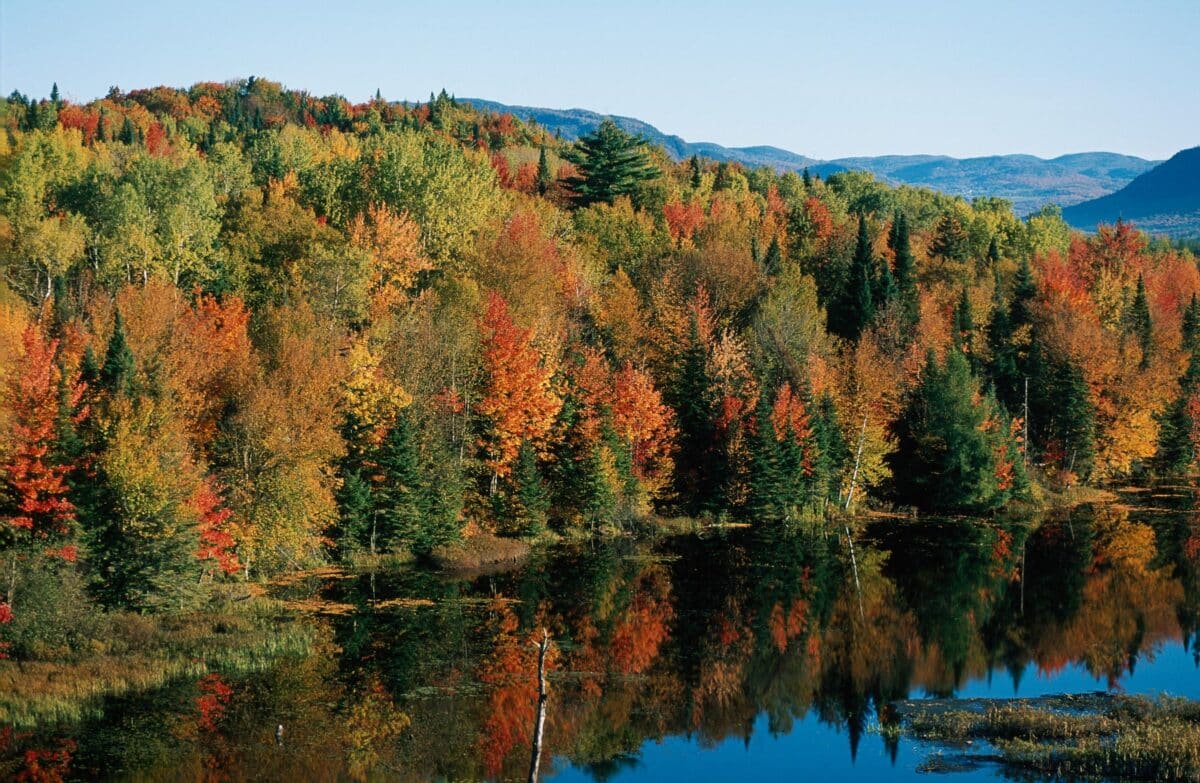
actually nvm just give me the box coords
[0,602,312,728]
[902,695,1200,782]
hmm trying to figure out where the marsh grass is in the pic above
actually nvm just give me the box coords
[0,601,313,728]
[899,695,1200,782]
[429,533,531,571]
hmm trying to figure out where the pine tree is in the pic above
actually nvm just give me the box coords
[671,315,718,515]
[931,213,969,262]
[50,82,60,107]
[812,392,848,503]
[689,155,702,189]
[762,235,783,276]
[1029,344,1096,480]
[987,235,1001,268]
[511,440,549,535]
[747,393,783,520]
[119,116,137,145]
[100,311,136,398]
[335,465,374,553]
[987,272,1021,412]
[50,276,71,340]
[713,161,731,191]
[1183,294,1200,355]
[417,439,463,550]
[1010,256,1037,329]
[374,414,423,552]
[836,214,876,340]
[562,119,658,206]
[536,147,553,196]
[889,211,919,328]
[890,349,1027,512]
[1128,273,1153,369]
[1156,350,1200,474]
[875,254,898,311]
[802,168,812,188]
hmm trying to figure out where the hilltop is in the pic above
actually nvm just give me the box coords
[464,97,1155,215]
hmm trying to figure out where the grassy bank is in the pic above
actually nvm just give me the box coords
[891,694,1200,781]
[0,600,313,728]
[429,532,531,571]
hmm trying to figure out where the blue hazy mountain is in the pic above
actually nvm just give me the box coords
[464,98,1157,216]
[1063,146,1200,237]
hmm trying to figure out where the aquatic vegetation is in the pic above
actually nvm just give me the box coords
[0,604,313,728]
[896,694,1200,781]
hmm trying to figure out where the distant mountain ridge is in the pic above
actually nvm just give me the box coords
[464,98,1156,215]
[1063,147,1200,238]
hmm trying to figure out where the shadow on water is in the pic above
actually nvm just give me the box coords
[5,484,1200,781]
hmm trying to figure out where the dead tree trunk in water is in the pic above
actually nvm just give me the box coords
[527,629,551,783]
[845,524,865,622]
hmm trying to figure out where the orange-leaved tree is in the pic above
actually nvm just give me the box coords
[1,324,85,609]
[476,291,561,494]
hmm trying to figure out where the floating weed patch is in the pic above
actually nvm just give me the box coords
[893,694,1200,782]
[430,533,531,572]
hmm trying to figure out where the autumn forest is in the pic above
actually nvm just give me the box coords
[2,77,1200,779]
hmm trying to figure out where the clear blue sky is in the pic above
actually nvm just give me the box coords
[1,0,1195,160]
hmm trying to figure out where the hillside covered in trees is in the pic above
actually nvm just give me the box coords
[1,77,1199,620]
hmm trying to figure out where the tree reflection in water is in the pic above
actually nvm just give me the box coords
[5,488,1200,781]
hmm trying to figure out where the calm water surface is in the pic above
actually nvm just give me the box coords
[7,485,1200,781]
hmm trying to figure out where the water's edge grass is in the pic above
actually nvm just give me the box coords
[0,600,314,729]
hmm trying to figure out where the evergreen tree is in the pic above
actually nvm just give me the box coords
[689,155,703,189]
[1128,273,1153,369]
[374,413,423,552]
[536,147,553,196]
[1028,344,1096,480]
[812,392,848,503]
[100,311,136,398]
[746,394,784,520]
[987,272,1021,412]
[335,465,375,553]
[835,214,876,340]
[562,119,658,206]
[119,116,137,145]
[987,235,1001,268]
[416,434,463,550]
[713,161,731,191]
[931,213,969,262]
[1156,350,1200,474]
[890,349,1027,512]
[875,254,898,311]
[50,276,71,340]
[510,440,550,535]
[576,442,617,524]
[889,211,919,327]
[50,82,60,107]
[762,235,783,276]
[670,315,719,515]
[1010,256,1037,329]
[1183,293,1200,355]
[802,168,812,188]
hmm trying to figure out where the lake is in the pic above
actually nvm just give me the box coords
[5,484,1199,781]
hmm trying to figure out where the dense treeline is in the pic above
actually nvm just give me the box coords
[1,77,1199,621]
